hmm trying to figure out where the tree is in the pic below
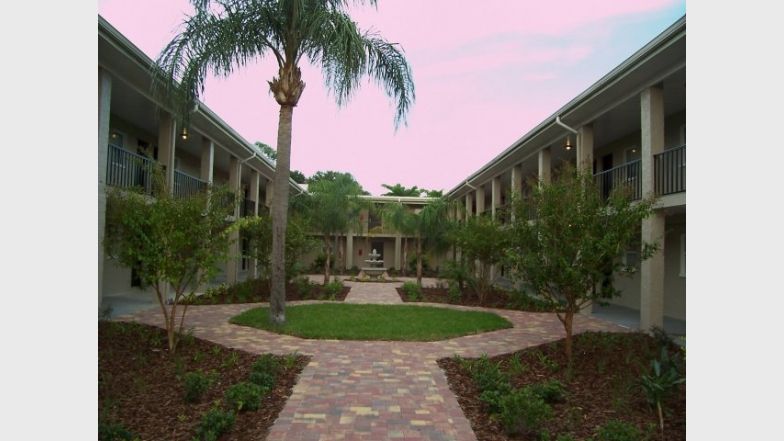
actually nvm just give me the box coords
[240,214,316,281]
[289,170,306,184]
[308,170,370,195]
[424,189,443,198]
[306,173,367,283]
[381,183,423,197]
[255,141,306,183]
[104,172,236,353]
[155,0,414,325]
[506,165,658,366]
[384,198,452,286]
[452,215,508,304]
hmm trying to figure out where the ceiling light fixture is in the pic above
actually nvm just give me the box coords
[564,136,573,151]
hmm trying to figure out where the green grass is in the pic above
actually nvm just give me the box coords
[229,304,513,341]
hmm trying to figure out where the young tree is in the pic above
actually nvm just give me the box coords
[452,215,508,304]
[240,214,316,281]
[306,173,366,283]
[154,0,415,325]
[384,198,452,286]
[506,165,658,366]
[104,175,236,353]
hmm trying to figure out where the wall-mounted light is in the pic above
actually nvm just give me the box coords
[111,132,118,139]
[180,127,189,141]
[564,135,573,151]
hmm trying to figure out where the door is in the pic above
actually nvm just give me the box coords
[601,153,613,199]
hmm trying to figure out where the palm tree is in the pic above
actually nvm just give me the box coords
[381,183,423,197]
[153,0,415,325]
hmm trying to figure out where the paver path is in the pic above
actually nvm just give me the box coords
[120,282,627,440]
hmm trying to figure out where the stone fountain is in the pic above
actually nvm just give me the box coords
[357,248,388,280]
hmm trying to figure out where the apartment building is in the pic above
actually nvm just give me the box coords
[98,16,304,308]
[446,17,686,331]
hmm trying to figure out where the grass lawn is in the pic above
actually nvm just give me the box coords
[229,303,513,341]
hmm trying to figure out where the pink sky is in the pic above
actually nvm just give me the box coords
[98,0,685,195]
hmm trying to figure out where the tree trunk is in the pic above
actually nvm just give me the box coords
[402,237,408,276]
[323,235,331,285]
[269,104,294,326]
[416,236,423,286]
[563,310,574,368]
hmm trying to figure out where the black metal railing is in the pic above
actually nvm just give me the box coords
[174,170,208,198]
[594,160,642,201]
[242,198,257,217]
[654,144,686,196]
[106,144,155,194]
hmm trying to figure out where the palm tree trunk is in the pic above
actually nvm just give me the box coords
[269,104,294,326]
[324,235,331,285]
[402,237,408,276]
[416,236,423,286]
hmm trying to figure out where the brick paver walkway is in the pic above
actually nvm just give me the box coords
[120,282,627,441]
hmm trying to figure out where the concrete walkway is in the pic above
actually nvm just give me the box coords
[119,282,626,441]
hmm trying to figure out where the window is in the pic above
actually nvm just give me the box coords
[622,249,640,273]
[680,233,686,277]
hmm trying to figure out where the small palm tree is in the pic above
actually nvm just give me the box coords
[381,183,423,197]
[154,0,415,325]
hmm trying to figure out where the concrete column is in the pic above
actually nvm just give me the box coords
[158,112,177,193]
[265,179,274,208]
[394,235,402,270]
[475,186,485,216]
[491,176,501,220]
[576,124,594,173]
[464,192,473,221]
[538,147,551,185]
[248,170,261,278]
[226,156,242,284]
[98,68,112,310]
[346,233,354,270]
[510,164,522,221]
[200,138,214,184]
[639,86,665,331]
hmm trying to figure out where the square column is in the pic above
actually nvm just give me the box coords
[98,68,112,310]
[576,124,594,173]
[248,170,261,278]
[475,186,485,216]
[464,192,473,221]
[639,86,666,331]
[491,176,501,220]
[510,165,522,222]
[538,147,551,185]
[346,233,354,270]
[394,235,402,270]
[157,112,177,194]
[200,137,214,184]
[226,156,242,284]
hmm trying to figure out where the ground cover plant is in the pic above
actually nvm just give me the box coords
[99,321,308,440]
[230,303,512,341]
[438,331,685,440]
[397,285,557,312]
[182,277,350,305]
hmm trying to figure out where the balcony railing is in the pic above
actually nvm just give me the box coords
[654,144,686,196]
[594,160,642,201]
[174,170,208,198]
[241,198,256,217]
[106,144,155,194]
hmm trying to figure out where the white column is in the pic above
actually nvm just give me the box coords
[158,112,177,194]
[248,170,261,278]
[226,156,241,284]
[491,176,501,220]
[640,86,666,331]
[475,186,485,216]
[510,164,522,221]
[98,68,112,310]
[538,147,551,185]
[394,235,402,270]
[464,192,473,221]
[346,233,354,270]
[577,124,594,173]
[200,137,214,184]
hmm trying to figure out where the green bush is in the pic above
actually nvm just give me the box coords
[592,420,642,441]
[447,281,462,303]
[183,371,213,403]
[508,289,557,312]
[528,379,566,404]
[98,420,136,441]
[407,254,430,274]
[193,407,235,441]
[470,355,511,394]
[555,435,577,441]
[401,281,422,301]
[293,276,314,299]
[224,382,265,412]
[323,279,344,300]
[497,388,553,436]
[249,354,280,389]
[440,260,472,292]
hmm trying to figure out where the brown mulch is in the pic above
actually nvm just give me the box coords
[438,332,686,440]
[99,321,309,440]
[185,278,350,305]
[396,287,554,312]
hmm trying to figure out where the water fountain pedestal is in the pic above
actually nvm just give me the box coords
[358,248,388,280]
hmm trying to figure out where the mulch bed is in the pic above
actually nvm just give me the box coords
[438,332,686,440]
[184,278,350,305]
[396,287,554,312]
[99,321,309,440]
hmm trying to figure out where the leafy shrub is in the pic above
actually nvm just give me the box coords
[98,420,136,441]
[640,347,685,438]
[224,382,265,411]
[193,407,235,441]
[183,371,212,403]
[592,420,642,441]
[470,355,512,395]
[555,435,577,441]
[407,254,430,274]
[508,289,557,312]
[401,281,422,301]
[440,259,472,292]
[479,389,508,414]
[249,354,280,389]
[497,388,553,436]
[323,279,344,300]
[293,276,314,299]
[447,282,462,303]
[528,379,566,404]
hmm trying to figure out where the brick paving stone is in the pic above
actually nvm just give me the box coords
[118,282,628,440]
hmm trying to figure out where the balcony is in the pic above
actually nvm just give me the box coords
[106,144,155,194]
[174,170,208,198]
[594,160,642,201]
[241,198,256,217]
[654,145,685,195]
